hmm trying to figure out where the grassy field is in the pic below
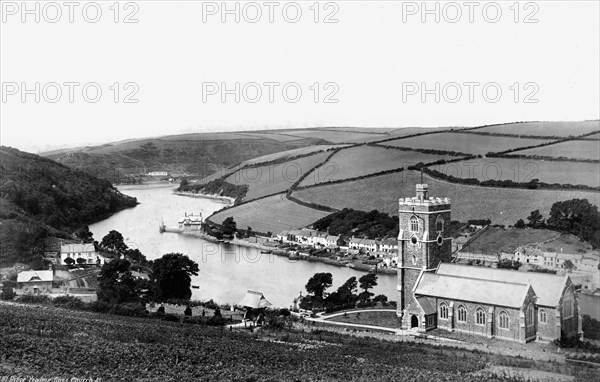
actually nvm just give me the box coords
[208,193,331,234]
[299,146,453,187]
[379,133,553,155]
[428,158,600,187]
[327,311,402,328]
[291,170,600,226]
[240,144,347,167]
[279,129,389,143]
[474,121,600,137]
[1,302,564,382]
[513,139,600,161]
[226,152,330,201]
[459,227,561,255]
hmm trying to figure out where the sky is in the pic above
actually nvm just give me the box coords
[1,0,599,153]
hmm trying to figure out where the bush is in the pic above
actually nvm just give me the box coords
[16,294,51,304]
[1,282,16,300]
[161,314,179,322]
[109,302,148,318]
[52,295,85,310]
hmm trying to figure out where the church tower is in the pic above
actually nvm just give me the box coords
[397,184,452,320]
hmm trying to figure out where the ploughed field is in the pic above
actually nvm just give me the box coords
[512,139,600,161]
[378,133,554,155]
[290,171,600,226]
[427,158,600,187]
[298,145,454,187]
[208,193,330,234]
[0,303,556,381]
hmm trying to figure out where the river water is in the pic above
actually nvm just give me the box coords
[89,184,398,308]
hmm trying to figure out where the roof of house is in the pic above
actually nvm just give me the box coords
[415,272,531,308]
[61,243,95,254]
[515,246,543,257]
[382,238,398,246]
[557,253,583,261]
[360,239,377,245]
[325,235,339,242]
[436,263,568,307]
[350,237,362,244]
[238,290,272,309]
[17,270,53,283]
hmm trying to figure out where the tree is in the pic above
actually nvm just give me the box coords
[221,217,237,237]
[124,248,147,265]
[526,210,544,228]
[358,273,378,301]
[514,219,526,229]
[1,280,17,300]
[180,178,189,188]
[328,276,357,305]
[64,257,75,266]
[76,225,94,243]
[101,230,128,253]
[151,253,199,301]
[547,199,600,249]
[305,272,333,301]
[97,259,139,304]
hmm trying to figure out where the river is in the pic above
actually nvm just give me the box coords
[89,184,398,308]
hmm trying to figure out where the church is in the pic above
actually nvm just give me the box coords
[397,184,582,343]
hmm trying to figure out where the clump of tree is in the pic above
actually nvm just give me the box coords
[178,179,248,205]
[312,208,398,239]
[301,272,387,312]
[96,252,199,304]
[517,199,600,248]
[150,253,199,301]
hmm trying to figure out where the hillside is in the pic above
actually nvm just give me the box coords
[42,132,333,183]
[2,303,590,381]
[0,146,138,266]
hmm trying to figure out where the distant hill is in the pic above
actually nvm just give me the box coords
[0,146,138,266]
[42,132,332,183]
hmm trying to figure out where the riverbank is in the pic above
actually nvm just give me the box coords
[173,191,235,205]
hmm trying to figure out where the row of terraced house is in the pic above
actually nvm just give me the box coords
[276,229,399,256]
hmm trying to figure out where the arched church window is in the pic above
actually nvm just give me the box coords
[539,309,547,324]
[499,311,509,329]
[457,305,467,322]
[410,216,419,232]
[563,292,574,318]
[436,215,444,233]
[475,307,486,325]
[439,303,448,319]
[526,304,535,325]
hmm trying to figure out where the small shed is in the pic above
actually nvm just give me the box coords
[238,290,272,323]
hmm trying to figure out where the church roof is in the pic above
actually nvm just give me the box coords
[436,263,568,307]
[238,290,272,309]
[415,272,531,308]
[416,296,437,315]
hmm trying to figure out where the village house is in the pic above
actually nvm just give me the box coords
[380,238,398,253]
[60,243,108,265]
[17,269,54,296]
[513,246,585,270]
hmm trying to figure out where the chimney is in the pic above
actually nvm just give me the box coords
[416,184,429,202]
